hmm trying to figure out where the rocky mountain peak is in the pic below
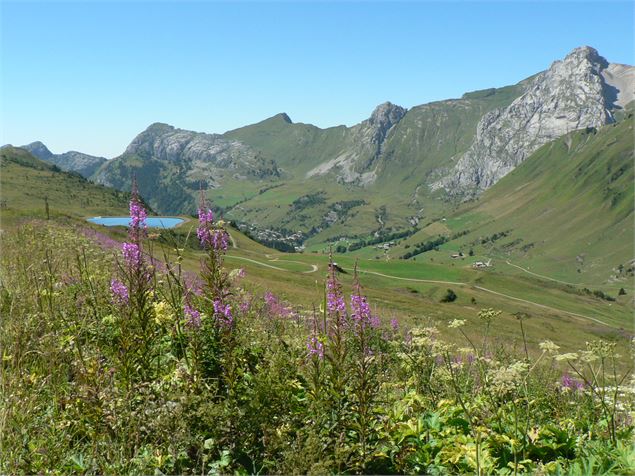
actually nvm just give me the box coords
[434,45,626,196]
[369,102,406,128]
[562,45,608,70]
[23,141,53,160]
[276,112,293,124]
[367,102,407,145]
[18,141,106,178]
[144,122,177,135]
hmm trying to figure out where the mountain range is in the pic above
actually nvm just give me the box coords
[19,141,107,178]
[14,46,634,251]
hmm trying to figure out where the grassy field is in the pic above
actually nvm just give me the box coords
[147,219,634,358]
[335,116,634,293]
[2,146,634,474]
[2,145,632,358]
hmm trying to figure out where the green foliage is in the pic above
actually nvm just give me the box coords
[0,146,131,218]
[441,289,458,303]
[1,221,634,474]
[401,235,449,259]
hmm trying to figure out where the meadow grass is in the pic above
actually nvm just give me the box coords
[1,206,634,474]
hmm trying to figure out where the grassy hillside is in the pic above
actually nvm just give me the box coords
[217,85,525,245]
[3,218,634,474]
[92,152,195,214]
[374,113,634,287]
[0,146,131,221]
[224,113,351,175]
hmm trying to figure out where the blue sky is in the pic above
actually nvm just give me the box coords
[2,1,633,157]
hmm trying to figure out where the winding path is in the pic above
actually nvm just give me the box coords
[504,260,617,289]
[226,231,616,328]
[226,255,286,271]
[344,267,615,329]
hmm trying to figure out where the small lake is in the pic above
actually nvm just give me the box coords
[87,216,185,229]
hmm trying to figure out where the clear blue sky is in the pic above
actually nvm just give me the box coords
[2,1,633,158]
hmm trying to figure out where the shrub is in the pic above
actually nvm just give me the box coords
[440,288,458,302]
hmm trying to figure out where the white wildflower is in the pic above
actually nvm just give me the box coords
[448,319,466,329]
[539,340,560,354]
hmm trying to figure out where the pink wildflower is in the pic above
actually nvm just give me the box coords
[307,336,324,359]
[184,303,201,328]
[110,279,129,305]
[213,299,233,327]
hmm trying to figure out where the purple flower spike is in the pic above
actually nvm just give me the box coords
[264,291,294,319]
[110,279,129,305]
[560,372,585,392]
[122,242,142,268]
[197,207,229,251]
[350,279,379,332]
[326,268,346,317]
[307,336,324,359]
[129,200,147,235]
[213,299,233,327]
[184,303,201,328]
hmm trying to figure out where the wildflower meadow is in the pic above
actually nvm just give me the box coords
[1,193,634,475]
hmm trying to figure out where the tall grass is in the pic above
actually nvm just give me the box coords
[1,196,633,474]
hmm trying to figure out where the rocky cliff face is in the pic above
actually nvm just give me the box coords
[21,141,107,177]
[94,123,282,213]
[123,123,266,171]
[306,102,407,184]
[434,46,633,196]
[366,102,408,146]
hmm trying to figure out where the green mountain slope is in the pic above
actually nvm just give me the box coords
[0,146,130,219]
[215,85,525,245]
[224,113,350,175]
[92,47,631,251]
[385,112,634,285]
[466,112,634,282]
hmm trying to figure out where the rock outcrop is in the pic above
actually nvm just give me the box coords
[21,141,107,178]
[122,123,263,170]
[434,46,633,196]
[306,102,406,184]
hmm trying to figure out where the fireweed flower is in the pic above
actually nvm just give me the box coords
[390,318,399,332]
[184,303,202,328]
[128,199,147,239]
[350,293,371,323]
[213,299,233,327]
[110,279,129,305]
[197,208,229,251]
[265,291,294,319]
[307,336,324,359]
[122,242,142,268]
[212,229,229,251]
[326,267,346,317]
[121,186,148,270]
[560,372,585,392]
[197,208,214,246]
[239,300,250,313]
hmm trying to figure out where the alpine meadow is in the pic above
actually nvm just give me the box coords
[1,2,635,475]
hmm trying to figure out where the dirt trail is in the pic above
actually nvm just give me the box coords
[344,267,614,329]
[504,260,617,289]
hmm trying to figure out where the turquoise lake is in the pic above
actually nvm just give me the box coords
[87,216,184,229]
